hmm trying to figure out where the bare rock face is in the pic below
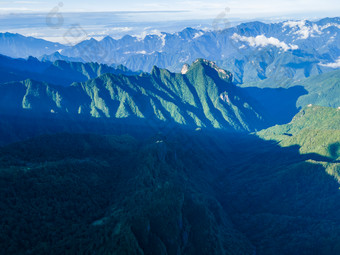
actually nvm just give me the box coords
[181,64,190,74]
[192,58,233,81]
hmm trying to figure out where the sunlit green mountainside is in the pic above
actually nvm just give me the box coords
[1,106,340,254]
[0,59,266,132]
[294,69,340,108]
[258,105,340,160]
[242,68,340,108]
[0,54,139,86]
[239,68,340,125]
[1,55,339,146]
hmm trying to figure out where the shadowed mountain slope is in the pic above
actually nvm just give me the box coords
[0,59,267,132]
[0,54,139,86]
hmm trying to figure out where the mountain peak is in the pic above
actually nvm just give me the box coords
[178,27,201,39]
[1,32,20,38]
[190,59,233,81]
[101,36,115,42]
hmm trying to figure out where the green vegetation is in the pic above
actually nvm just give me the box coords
[0,53,339,254]
[240,67,340,118]
[258,105,340,160]
[0,54,139,86]
[294,69,340,109]
[0,133,254,255]
[0,59,267,132]
[1,124,340,254]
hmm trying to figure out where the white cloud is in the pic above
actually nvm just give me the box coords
[231,33,298,51]
[320,23,340,30]
[319,57,340,68]
[89,27,133,37]
[283,20,322,39]
[193,31,204,39]
[283,20,306,28]
[24,32,44,37]
[135,29,167,47]
[1,0,340,17]
[124,50,156,55]
[0,7,32,12]
[14,1,41,4]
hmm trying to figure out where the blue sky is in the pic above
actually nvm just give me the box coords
[1,0,340,17]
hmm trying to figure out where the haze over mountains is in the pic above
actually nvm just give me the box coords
[1,17,339,85]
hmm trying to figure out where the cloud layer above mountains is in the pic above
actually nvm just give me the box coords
[231,33,299,51]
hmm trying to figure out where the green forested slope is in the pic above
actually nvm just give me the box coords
[0,133,255,255]
[1,128,340,254]
[0,59,266,132]
[257,105,340,160]
[294,69,340,109]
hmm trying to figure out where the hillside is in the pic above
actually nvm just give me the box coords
[0,132,255,255]
[294,69,340,108]
[1,127,340,254]
[0,54,139,86]
[0,15,339,255]
[257,105,340,160]
[0,59,266,132]
[244,69,340,109]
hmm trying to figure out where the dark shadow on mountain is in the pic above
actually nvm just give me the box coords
[284,61,319,78]
[329,142,340,161]
[209,134,340,255]
[0,112,199,146]
[0,127,340,255]
[241,86,308,126]
[0,54,139,87]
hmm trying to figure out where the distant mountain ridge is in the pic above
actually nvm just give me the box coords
[1,17,339,86]
[0,54,140,86]
[0,32,65,58]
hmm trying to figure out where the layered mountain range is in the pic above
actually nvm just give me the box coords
[0,54,139,86]
[0,52,338,143]
[0,58,266,133]
[0,16,340,255]
[1,106,339,255]
[1,17,339,85]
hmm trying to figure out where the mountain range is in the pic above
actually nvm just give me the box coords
[0,52,338,143]
[258,105,340,160]
[0,54,140,87]
[0,105,339,255]
[0,16,340,255]
[0,32,64,59]
[0,59,267,133]
[1,17,339,86]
